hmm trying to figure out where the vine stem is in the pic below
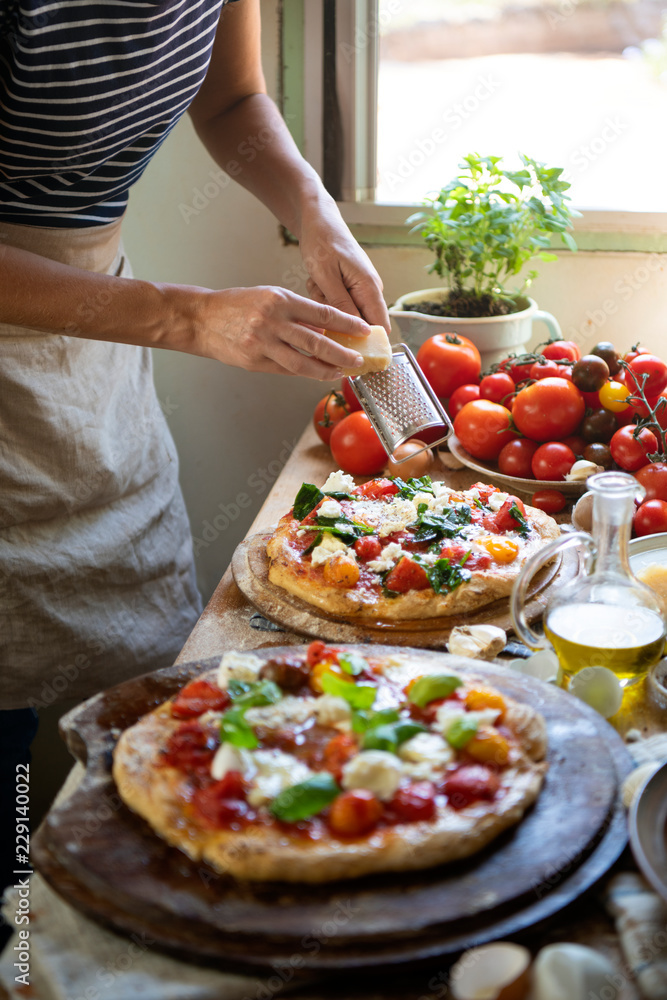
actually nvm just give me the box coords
[619,360,667,460]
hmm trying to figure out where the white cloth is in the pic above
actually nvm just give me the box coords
[0,220,202,709]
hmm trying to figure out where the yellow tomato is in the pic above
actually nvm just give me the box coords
[310,659,348,693]
[323,553,360,588]
[599,380,631,412]
[480,536,519,564]
[465,687,507,715]
[467,727,510,766]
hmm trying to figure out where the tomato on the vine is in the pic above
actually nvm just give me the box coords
[531,442,576,481]
[498,355,535,386]
[479,371,515,406]
[623,344,651,365]
[512,378,585,442]
[448,384,481,420]
[416,333,481,399]
[627,354,667,397]
[453,400,516,461]
[633,499,667,536]
[609,425,658,472]
[634,462,667,502]
[497,438,539,478]
[329,411,387,476]
[542,339,581,363]
[529,359,561,381]
[531,489,567,514]
[313,390,349,445]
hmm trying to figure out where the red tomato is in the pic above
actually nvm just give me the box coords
[385,556,431,593]
[340,377,362,412]
[353,477,399,499]
[306,640,326,666]
[441,765,500,809]
[609,426,659,472]
[313,390,349,445]
[628,393,660,420]
[497,438,539,478]
[416,333,481,398]
[531,489,567,514]
[192,773,250,828]
[171,679,230,719]
[635,462,667,502]
[449,384,481,420]
[499,355,535,386]
[512,378,585,442]
[529,358,561,380]
[453,400,516,461]
[579,390,601,410]
[328,789,383,837]
[479,371,515,405]
[354,536,382,561]
[388,782,437,822]
[531,442,576,481]
[323,733,358,783]
[329,412,387,476]
[623,344,650,365]
[628,355,667,397]
[542,339,581,363]
[162,721,216,773]
[487,496,527,532]
[559,434,587,457]
[634,499,667,536]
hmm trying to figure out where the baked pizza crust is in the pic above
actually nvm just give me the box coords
[266,501,560,621]
[113,655,548,884]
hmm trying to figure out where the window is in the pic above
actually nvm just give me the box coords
[282,0,667,250]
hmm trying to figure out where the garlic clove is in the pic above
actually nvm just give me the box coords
[565,460,603,483]
[449,942,532,1000]
[532,942,617,1000]
[569,666,623,718]
[512,649,560,683]
[447,624,506,660]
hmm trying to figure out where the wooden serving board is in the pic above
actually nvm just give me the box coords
[231,530,576,647]
[32,646,632,974]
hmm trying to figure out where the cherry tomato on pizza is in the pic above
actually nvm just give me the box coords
[453,400,516,461]
[313,390,349,445]
[329,411,387,476]
[511,378,585,442]
[416,333,481,399]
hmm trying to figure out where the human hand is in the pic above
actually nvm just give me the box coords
[182,284,371,380]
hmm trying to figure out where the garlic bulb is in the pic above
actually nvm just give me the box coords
[565,460,603,483]
[532,942,617,1000]
[447,625,506,660]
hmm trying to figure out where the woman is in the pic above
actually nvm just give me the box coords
[0,0,389,910]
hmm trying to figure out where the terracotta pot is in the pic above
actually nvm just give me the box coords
[389,290,562,370]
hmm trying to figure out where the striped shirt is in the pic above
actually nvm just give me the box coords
[0,0,237,227]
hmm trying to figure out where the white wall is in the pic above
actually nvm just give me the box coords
[122,0,667,602]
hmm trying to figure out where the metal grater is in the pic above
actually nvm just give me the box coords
[348,344,453,461]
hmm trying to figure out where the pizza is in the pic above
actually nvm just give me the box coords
[266,472,561,621]
[113,644,548,883]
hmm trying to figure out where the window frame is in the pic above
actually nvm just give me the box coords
[280,0,667,253]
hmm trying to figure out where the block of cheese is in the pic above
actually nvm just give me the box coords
[324,325,393,376]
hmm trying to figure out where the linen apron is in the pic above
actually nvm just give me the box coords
[0,220,202,710]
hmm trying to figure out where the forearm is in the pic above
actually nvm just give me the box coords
[192,92,332,239]
[0,244,202,351]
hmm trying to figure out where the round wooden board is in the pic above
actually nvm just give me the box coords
[231,529,576,646]
[32,646,632,974]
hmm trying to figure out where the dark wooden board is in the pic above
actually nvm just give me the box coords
[31,646,632,974]
[231,531,576,647]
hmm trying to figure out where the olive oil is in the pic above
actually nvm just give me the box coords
[544,602,666,687]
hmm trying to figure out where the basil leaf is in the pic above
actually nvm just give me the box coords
[408,673,462,708]
[293,483,325,521]
[269,773,340,822]
[351,707,400,733]
[414,555,471,595]
[362,720,428,752]
[410,505,472,545]
[314,514,374,543]
[220,707,258,749]
[391,475,435,500]
[324,491,355,501]
[228,679,282,709]
[445,715,479,750]
[339,651,368,676]
[303,530,323,556]
[509,502,531,538]
[320,673,376,709]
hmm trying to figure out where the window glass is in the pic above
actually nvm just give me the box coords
[376,0,667,211]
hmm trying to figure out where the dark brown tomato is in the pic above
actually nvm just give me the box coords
[591,341,621,376]
[582,442,613,469]
[571,355,610,393]
[581,409,618,443]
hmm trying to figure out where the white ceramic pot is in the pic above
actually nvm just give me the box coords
[389,290,562,371]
